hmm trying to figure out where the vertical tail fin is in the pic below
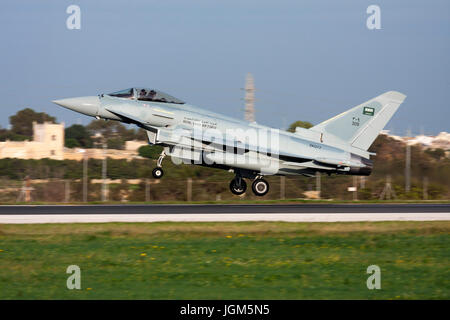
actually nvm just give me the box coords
[310,91,406,150]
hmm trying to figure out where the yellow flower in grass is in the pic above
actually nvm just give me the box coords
[140,253,147,257]
[226,235,232,238]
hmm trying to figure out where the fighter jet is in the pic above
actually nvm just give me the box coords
[53,88,406,196]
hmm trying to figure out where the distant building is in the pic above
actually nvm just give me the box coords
[63,139,147,161]
[380,130,450,160]
[421,132,450,150]
[0,122,149,161]
[0,122,64,160]
[63,147,143,161]
[381,130,450,150]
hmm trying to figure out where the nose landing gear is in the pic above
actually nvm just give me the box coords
[152,167,164,179]
[152,150,166,179]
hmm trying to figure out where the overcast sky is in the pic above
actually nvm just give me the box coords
[1,0,449,135]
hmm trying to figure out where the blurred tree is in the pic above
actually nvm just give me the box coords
[135,128,148,140]
[287,120,313,132]
[65,124,93,148]
[86,120,136,139]
[86,119,121,139]
[65,138,80,148]
[138,145,163,159]
[86,119,143,148]
[425,148,446,161]
[10,108,56,137]
[0,127,29,141]
[107,137,125,150]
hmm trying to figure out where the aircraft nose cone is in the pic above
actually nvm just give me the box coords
[52,96,99,116]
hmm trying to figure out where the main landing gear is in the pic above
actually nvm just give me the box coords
[229,175,270,197]
[229,176,247,195]
[251,178,269,196]
[152,151,166,179]
[151,150,271,196]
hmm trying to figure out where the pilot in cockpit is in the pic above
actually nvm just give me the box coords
[139,89,147,99]
[148,90,157,100]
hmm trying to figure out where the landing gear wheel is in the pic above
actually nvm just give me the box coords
[252,178,269,196]
[229,178,247,195]
[152,167,164,179]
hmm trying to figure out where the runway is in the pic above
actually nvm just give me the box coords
[0,203,449,223]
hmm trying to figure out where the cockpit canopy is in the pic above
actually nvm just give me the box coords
[107,88,185,104]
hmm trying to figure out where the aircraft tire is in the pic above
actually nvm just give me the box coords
[152,167,164,179]
[230,178,247,195]
[252,178,269,196]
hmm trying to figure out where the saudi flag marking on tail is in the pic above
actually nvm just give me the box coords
[363,106,375,116]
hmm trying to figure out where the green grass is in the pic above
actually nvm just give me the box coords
[0,221,449,299]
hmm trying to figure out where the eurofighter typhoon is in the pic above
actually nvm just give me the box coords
[53,88,406,196]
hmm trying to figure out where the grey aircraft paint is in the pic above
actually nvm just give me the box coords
[53,88,406,196]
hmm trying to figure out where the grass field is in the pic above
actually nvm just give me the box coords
[0,221,448,299]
